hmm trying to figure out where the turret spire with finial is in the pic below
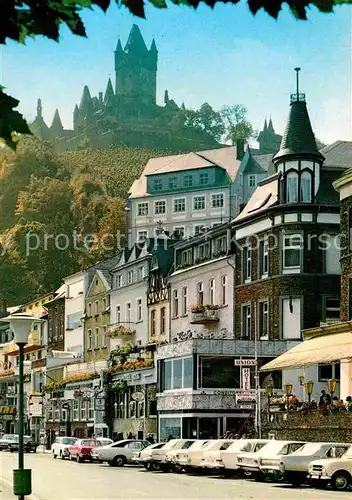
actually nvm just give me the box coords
[36,98,43,119]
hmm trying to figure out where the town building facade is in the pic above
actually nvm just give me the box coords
[232,88,350,402]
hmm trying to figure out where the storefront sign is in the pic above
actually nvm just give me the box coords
[234,359,257,366]
[29,395,43,417]
[123,372,141,382]
[131,391,145,402]
[94,398,105,411]
[242,367,251,391]
[236,392,257,404]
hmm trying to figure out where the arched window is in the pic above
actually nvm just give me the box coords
[286,171,299,203]
[300,170,312,202]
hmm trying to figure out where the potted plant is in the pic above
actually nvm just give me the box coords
[190,304,205,314]
[205,304,219,316]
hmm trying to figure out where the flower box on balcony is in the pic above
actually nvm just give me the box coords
[0,369,15,378]
[190,308,219,325]
[108,359,154,374]
[108,325,136,339]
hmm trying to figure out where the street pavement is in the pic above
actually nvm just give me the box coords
[0,452,347,500]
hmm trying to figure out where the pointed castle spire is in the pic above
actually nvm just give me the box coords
[150,38,157,53]
[268,117,275,133]
[124,24,148,53]
[36,98,43,119]
[274,68,324,162]
[115,38,123,52]
[51,109,63,131]
[80,85,92,110]
[104,78,114,102]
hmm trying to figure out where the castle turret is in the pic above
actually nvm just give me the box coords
[114,24,157,106]
[51,109,64,134]
[30,98,51,140]
[73,104,79,130]
[79,85,93,119]
[104,78,114,103]
[274,68,324,204]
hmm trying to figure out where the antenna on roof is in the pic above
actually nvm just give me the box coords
[294,67,301,97]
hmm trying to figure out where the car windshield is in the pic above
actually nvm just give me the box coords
[62,438,76,445]
[80,440,96,446]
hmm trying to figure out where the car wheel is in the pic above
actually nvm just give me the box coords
[115,455,126,467]
[332,472,351,491]
[144,463,152,470]
[60,451,64,460]
[152,463,161,471]
[76,455,82,463]
[53,453,57,459]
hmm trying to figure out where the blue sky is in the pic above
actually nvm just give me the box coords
[1,2,351,145]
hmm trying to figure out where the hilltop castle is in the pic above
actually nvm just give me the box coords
[30,25,281,154]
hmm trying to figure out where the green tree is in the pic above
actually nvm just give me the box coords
[0,0,349,148]
[220,104,255,145]
[182,103,225,142]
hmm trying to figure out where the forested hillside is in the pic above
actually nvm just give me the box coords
[0,138,168,306]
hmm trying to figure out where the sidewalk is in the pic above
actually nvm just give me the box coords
[0,481,16,499]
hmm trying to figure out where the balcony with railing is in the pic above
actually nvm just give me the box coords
[190,305,220,325]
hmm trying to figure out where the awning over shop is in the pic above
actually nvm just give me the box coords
[261,326,352,372]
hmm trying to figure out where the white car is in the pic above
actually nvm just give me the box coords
[90,438,114,461]
[174,440,212,471]
[200,440,235,470]
[219,439,270,476]
[150,439,193,470]
[165,440,196,471]
[280,442,351,487]
[51,436,77,459]
[96,439,149,466]
[308,445,352,491]
[132,442,166,469]
[185,440,216,470]
[257,440,306,480]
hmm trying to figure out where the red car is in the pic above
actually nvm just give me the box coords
[68,439,100,463]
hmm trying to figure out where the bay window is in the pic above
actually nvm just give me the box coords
[300,171,312,202]
[286,171,299,203]
[162,357,194,391]
[283,234,302,271]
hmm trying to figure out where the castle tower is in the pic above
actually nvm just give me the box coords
[274,68,324,204]
[257,116,282,154]
[114,25,158,107]
[50,109,64,135]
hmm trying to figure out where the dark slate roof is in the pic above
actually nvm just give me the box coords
[316,170,341,204]
[124,24,148,54]
[242,149,268,174]
[320,141,352,169]
[274,100,324,162]
[99,269,112,287]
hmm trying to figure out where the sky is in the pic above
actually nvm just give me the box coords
[0,2,351,146]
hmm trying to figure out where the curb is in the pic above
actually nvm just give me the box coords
[1,477,41,500]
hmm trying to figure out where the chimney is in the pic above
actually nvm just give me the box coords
[236,139,245,160]
[98,92,103,103]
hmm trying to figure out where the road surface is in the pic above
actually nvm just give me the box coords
[0,452,347,499]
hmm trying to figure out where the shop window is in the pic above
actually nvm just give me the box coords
[199,356,240,389]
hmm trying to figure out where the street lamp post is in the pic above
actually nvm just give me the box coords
[284,383,293,411]
[0,314,41,500]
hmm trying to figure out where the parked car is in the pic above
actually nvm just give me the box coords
[51,436,77,459]
[68,438,102,463]
[165,439,196,471]
[308,445,352,491]
[219,439,270,476]
[174,440,212,472]
[8,435,37,453]
[0,434,18,451]
[96,439,149,467]
[280,442,350,487]
[256,441,306,481]
[90,438,114,461]
[200,440,235,470]
[183,440,217,471]
[149,439,190,470]
[132,442,166,469]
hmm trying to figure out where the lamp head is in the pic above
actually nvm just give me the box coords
[327,378,337,393]
[304,380,314,395]
[0,313,43,344]
[284,383,293,396]
[298,375,305,386]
